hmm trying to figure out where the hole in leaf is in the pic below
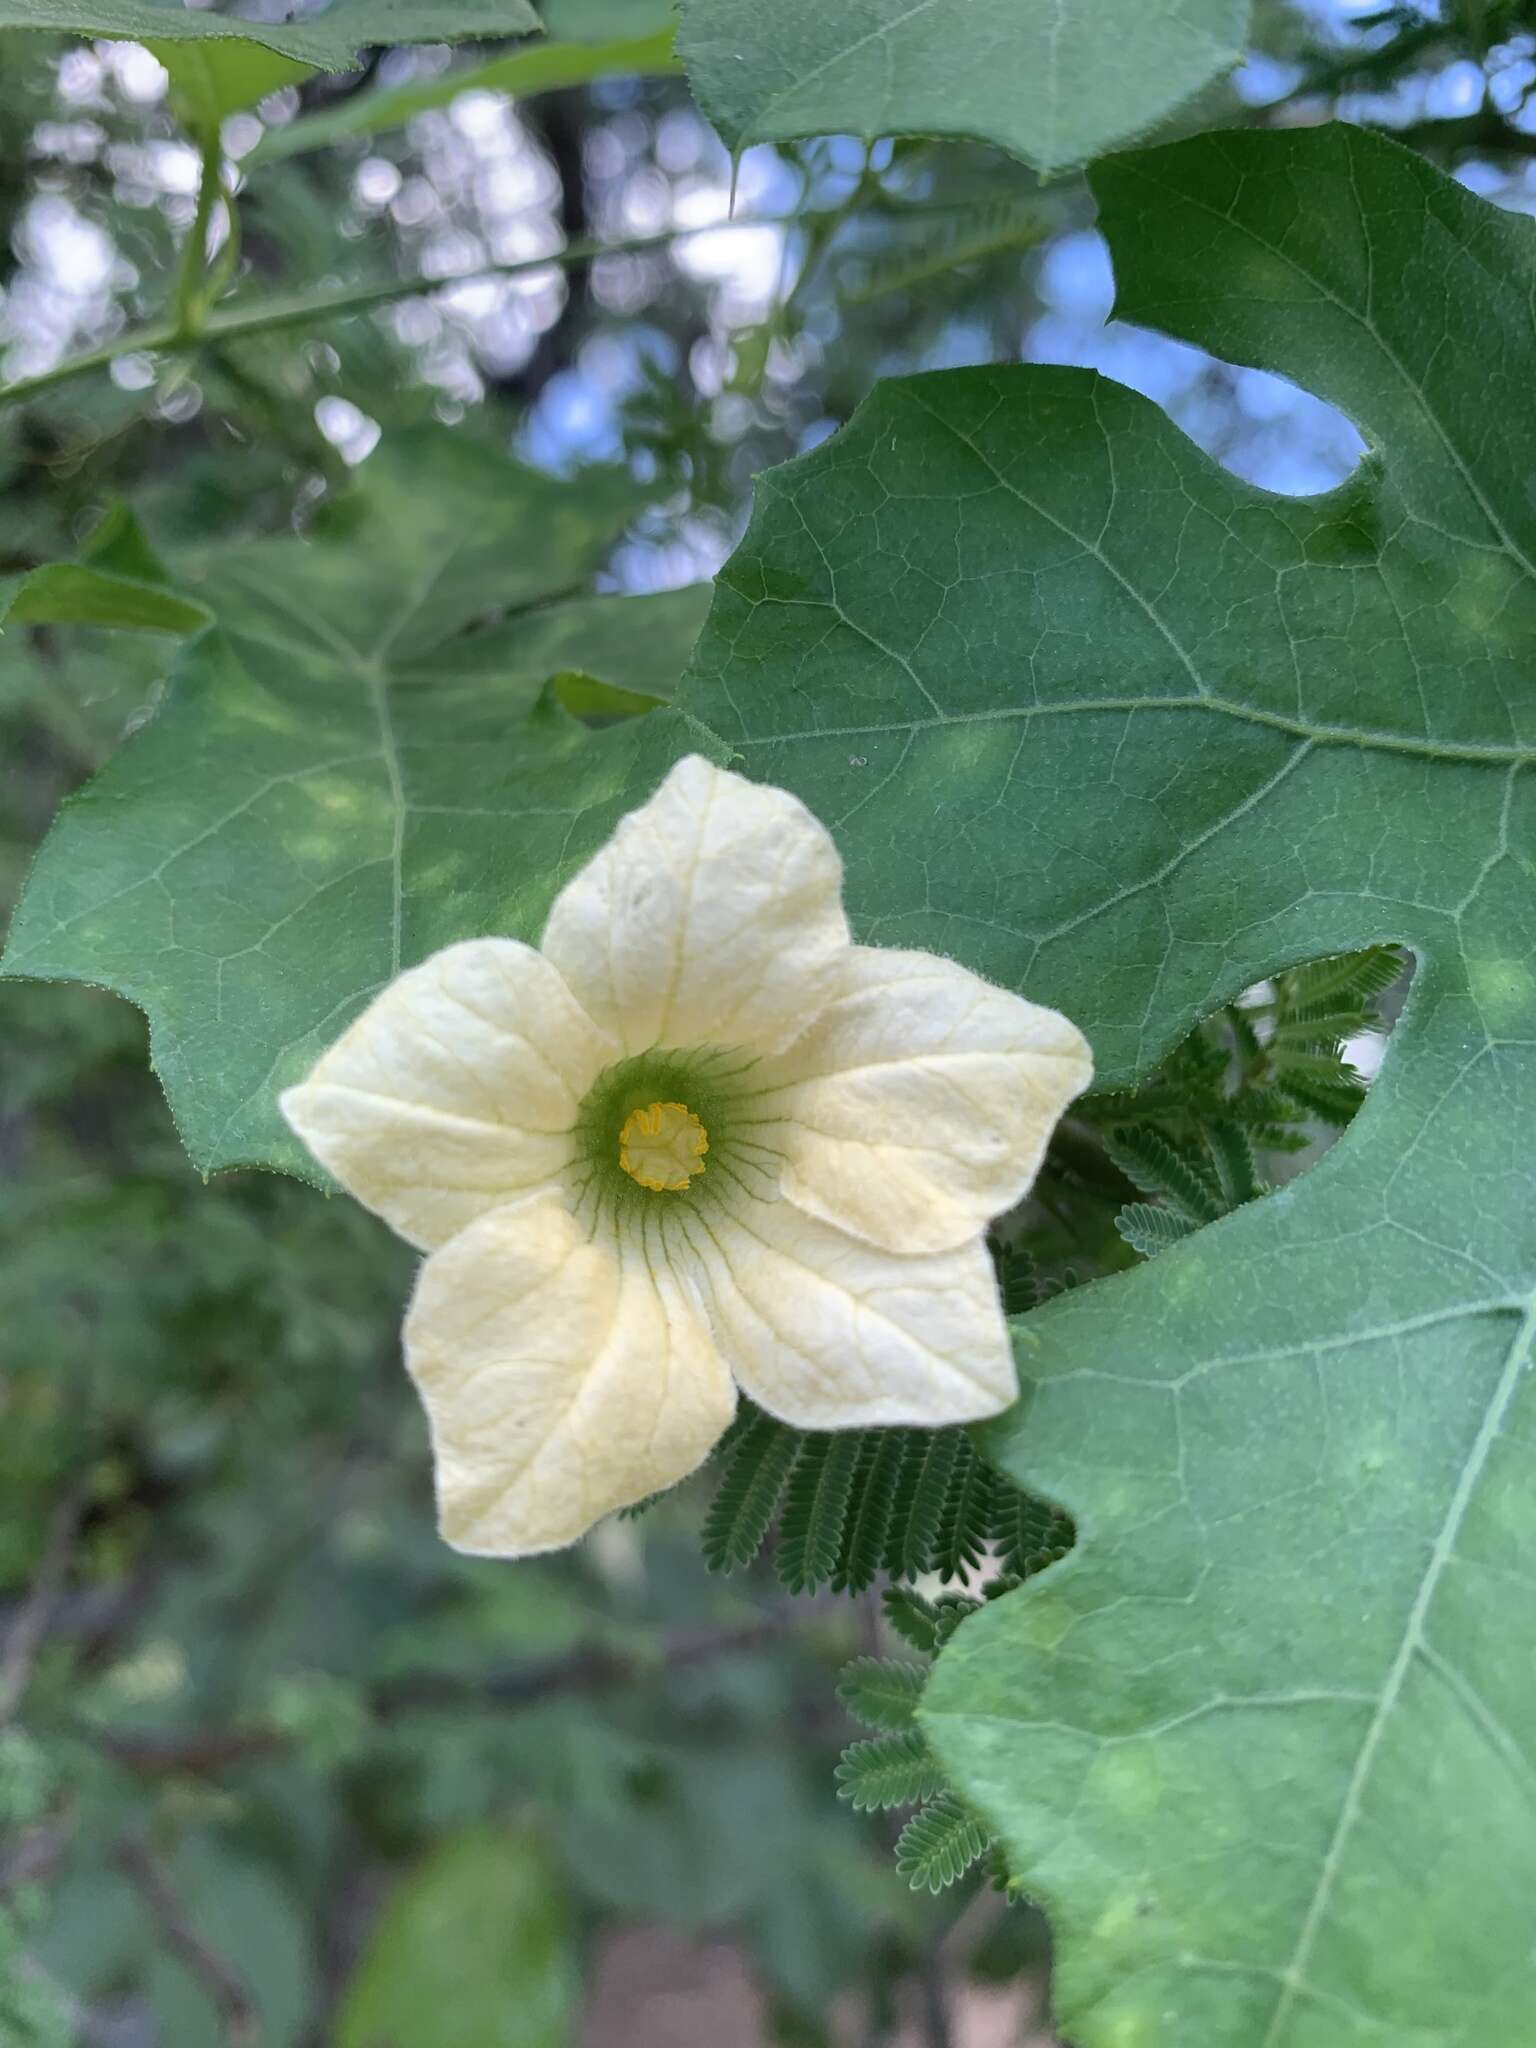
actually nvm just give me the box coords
[807,947,1414,1900]
[1014,944,1414,1279]
[1027,227,1369,497]
[688,949,1410,1609]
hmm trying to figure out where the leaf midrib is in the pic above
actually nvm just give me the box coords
[215,538,473,984]
[726,692,1535,767]
[718,372,1532,766]
[738,0,945,145]
[1261,1293,1536,2044]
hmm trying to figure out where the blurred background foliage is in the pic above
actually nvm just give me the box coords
[0,2,1531,2042]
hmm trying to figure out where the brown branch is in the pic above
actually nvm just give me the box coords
[0,1819,70,1895]
[0,1480,89,1727]
[114,1837,259,2046]
[91,1615,788,1779]
[0,1567,160,1663]
[94,1725,288,1778]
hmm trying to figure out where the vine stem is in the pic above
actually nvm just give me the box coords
[115,1837,259,2046]
[171,127,226,342]
[0,203,982,411]
[0,221,759,407]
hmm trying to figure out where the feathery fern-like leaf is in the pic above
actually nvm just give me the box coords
[1205,1118,1260,1207]
[778,1430,864,1593]
[837,1656,927,1732]
[995,1492,1072,1580]
[930,1592,985,1647]
[835,1731,946,1812]
[895,1794,994,1893]
[1101,1125,1223,1223]
[1115,1202,1199,1258]
[932,1435,996,1581]
[832,1428,906,1593]
[1230,1083,1308,1130]
[882,1586,943,1654]
[703,1413,1078,1594]
[992,1239,1040,1317]
[1167,1028,1231,1098]
[1272,994,1372,1033]
[884,1427,962,1579]
[1274,1069,1368,1127]
[702,1408,799,1571]
[1281,946,1400,1010]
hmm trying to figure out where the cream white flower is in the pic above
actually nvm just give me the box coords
[280,756,1092,1558]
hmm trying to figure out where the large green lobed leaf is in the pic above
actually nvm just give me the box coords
[1,564,209,636]
[0,0,538,65]
[1,434,719,1179]
[676,0,1248,177]
[253,21,680,163]
[1,0,542,122]
[680,125,1536,2044]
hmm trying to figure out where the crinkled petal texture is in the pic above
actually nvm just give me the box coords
[280,938,616,1251]
[761,946,1094,1255]
[277,753,1099,1558]
[540,753,850,1056]
[405,1195,736,1555]
[677,1185,1018,1428]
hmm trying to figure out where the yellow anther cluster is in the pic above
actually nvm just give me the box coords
[618,1100,709,1192]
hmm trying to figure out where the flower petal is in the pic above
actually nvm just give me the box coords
[763,946,1094,1254]
[281,938,616,1250]
[405,1195,735,1557]
[540,754,850,1057]
[679,1189,1017,1428]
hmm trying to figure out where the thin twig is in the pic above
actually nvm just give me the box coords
[93,1724,288,1778]
[915,1937,954,2048]
[0,204,984,410]
[0,1481,89,1727]
[115,1837,259,2046]
[0,1565,160,1659]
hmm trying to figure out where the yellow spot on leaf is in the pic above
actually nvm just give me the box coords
[619,1100,709,1192]
[1093,1746,1165,1819]
[1469,955,1534,1030]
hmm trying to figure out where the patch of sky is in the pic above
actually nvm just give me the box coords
[10,7,1536,576]
[523,327,679,470]
[922,322,997,374]
[315,396,382,467]
[1024,228,1367,498]
[1231,53,1306,106]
